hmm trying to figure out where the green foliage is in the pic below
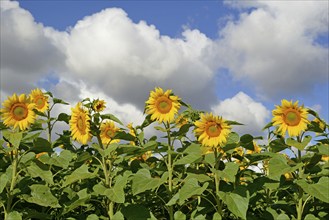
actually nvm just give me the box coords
[0,90,328,220]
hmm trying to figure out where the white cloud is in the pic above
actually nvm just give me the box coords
[0,0,65,94]
[219,0,328,99]
[211,92,270,135]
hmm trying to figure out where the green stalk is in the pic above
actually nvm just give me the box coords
[96,134,114,219]
[214,149,223,216]
[6,153,18,216]
[47,109,52,143]
[296,137,304,220]
[165,123,174,220]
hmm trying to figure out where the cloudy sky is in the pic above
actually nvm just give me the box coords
[1,0,328,136]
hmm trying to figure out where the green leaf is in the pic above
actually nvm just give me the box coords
[0,174,8,193]
[269,138,289,153]
[297,177,329,203]
[112,211,125,220]
[106,175,128,203]
[22,131,41,142]
[132,169,165,195]
[227,132,240,144]
[22,184,60,208]
[304,214,320,220]
[174,211,186,220]
[268,155,291,180]
[86,214,99,220]
[57,113,70,124]
[63,188,91,214]
[286,135,312,151]
[6,211,22,220]
[101,114,123,125]
[113,131,136,141]
[41,150,74,169]
[263,121,273,130]
[3,130,22,148]
[277,214,290,219]
[213,213,222,220]
[32,138,53,153]
[218,191,248,220]
[178,178,208,205]
[121,204,156,220]
[27,163,54,185]
[53,98,69,105]
[63,164,97,187]
[216,162,239,182]
[317,144,329,155]
[174,153,201,165]
[240,134,253,143]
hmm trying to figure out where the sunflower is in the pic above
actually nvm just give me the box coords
[100,120,120,145]
[127,123,136,146]
[30,88,49,113]
[145,87,181,123]
[272,99,309,137]
[1,93,36,130]
[69,102,91,144]
[194,113,231,148]
[93,99,106,112]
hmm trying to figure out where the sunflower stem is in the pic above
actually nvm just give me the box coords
[47,109,52,143]
[165,122,174,220]
[214,148,223,216]
[96,133,114,219]
[6,153,18,215]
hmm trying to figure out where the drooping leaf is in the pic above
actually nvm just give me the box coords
[0,174,8,193]
[27,163,54,185]
[22,184,60,208]
[101,114,123,125]
[286,135,312,151]
[178,178,208,205]
[131,169,165,195]
[216,162,239,183]
[32,137,53,153]
[63,164,97,187]
[297,177,329,203]
[218,191,249,220]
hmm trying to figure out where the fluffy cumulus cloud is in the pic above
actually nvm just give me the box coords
[60,8,219,109]
[1,0,328,135]
[0,0,65,96]
[220,0,328,99]
[211,92,270,135]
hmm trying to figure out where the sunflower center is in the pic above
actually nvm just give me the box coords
[12,104,28,121]
[106,129,115,138]
[77,116,86,133]
[283,109,301,126]
[206,123,222,137]
[156,96,172,114]
[35,97,45,109]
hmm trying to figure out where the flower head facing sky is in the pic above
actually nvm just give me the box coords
[145,87,181,124]
[272,99,309,137]
[1,93,36,130]
[194,112,231,148]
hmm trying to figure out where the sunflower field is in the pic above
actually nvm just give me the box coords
[0,87,328,220]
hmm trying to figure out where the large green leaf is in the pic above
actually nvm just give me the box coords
[216,162,239,182]
[174,211,186,220]
[268,155,291,180]
[63,188,90,214]
[32,137,53,153]
[6,211,22,220]
[40,150,74,169]
[121,204,156,220]
[131,169,165,195]
[27,163,54,185]
[297,177,329,203]
[22,184,60,208]
[178,178,208,205]
[3,130,22,148]
[0,173,9,193]
[218,191,249,220]
[286,135,312,151]
[63,164,97,187]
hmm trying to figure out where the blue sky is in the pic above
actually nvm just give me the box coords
[1,0,328,136]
